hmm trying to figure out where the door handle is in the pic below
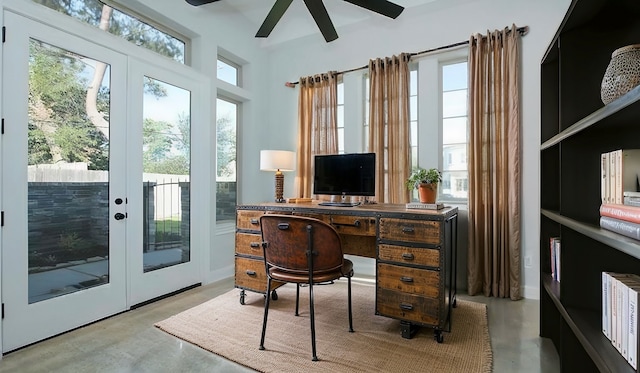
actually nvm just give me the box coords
[114,212,126,220]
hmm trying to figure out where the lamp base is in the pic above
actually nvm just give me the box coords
[274,172,285,203]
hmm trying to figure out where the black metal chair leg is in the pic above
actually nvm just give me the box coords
[295,283,300,316]
[259,279,272,350]
[348,274,354,332]
[309,282,318,361]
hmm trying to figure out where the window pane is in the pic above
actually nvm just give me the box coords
[443,62,467,91]
[410,69,418,96]
[442,90,467,117]
[440,60,468,202]
[142,77,191,272]
[410,95,418,121]
[216,98,237,222]
[443,144,467,171]
[443,117,467,144]
[33,0,185,63]
[217,59,238,86]
[28,39,112,302]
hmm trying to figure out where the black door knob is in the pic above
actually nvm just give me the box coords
[114,212,126,220]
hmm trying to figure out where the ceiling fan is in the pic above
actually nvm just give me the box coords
[185,0,404,42]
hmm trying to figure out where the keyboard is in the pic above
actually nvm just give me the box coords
[318,202,361,207]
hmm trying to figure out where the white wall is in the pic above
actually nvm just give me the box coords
[257,0,572,299]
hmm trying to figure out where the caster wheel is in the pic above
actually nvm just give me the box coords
[271,290,278,300]
[239,290,245,305]
[453,298,457,308]
[434,330,444,343]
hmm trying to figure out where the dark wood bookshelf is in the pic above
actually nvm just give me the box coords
[540,0,640,371]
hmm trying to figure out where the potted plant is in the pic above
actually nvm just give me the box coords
[406,167,442,203]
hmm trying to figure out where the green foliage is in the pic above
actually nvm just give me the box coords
[217,115,236,177]
[406,167,442,190]
[142,118,190,175]
[27,0,187,171]
[27,124,53,164]
[33,0,184,63]
[28,39,109,168]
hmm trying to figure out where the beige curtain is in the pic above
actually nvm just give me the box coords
[467,25,522,300]
[295,72,339,198]
[368,53,411,203]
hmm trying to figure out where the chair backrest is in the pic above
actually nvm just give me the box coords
[260,214,344,275]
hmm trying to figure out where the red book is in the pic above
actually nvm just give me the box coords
[600,203,640,224]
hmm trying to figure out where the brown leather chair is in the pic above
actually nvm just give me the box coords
[259,214,354,361]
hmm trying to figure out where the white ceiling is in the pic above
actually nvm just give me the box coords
[190,0,443,45]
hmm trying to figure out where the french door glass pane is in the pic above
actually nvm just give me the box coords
[28,39,111,303]
[142,77,191,272]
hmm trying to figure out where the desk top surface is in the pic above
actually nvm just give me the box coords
[238,202,458,219]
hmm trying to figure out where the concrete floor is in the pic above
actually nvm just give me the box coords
[0,277,560,373]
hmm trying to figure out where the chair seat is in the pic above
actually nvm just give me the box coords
[269,259,353,284]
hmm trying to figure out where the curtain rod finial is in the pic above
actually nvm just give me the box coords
[285,82,297,88]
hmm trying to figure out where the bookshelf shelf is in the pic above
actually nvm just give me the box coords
[541,209,640,261]
[542,275,634,373]
[540,0,640,371]
[541,85,640,150]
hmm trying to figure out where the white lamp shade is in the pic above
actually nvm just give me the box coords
[260,150,296,171]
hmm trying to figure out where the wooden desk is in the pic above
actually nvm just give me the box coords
[235,202,458,341]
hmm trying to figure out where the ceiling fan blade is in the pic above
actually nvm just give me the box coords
[256,0,294,38]
[344,0,404,19]
[185,0,220,6]
[303,0,338,42]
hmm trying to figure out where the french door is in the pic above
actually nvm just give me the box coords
[1,12,203,352]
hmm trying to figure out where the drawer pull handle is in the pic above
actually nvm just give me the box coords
[250,242,260,248]
[401,226,415,233]
[246,270,257,276]
[400,303,413,311]
[402,253,415,260]
[250,218,259,225]
[400,276,414,283]
[332,220,361,228]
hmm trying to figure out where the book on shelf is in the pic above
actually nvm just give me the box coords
[601,149,640,204]
[628,277,640,369]
[624,196,640,207]
[549,237,560,282]
[406,202,444,210]
[600,203,640,224]
[603,273,640,369]
[604,272,612,340]
[602,152,611,203]
[600,216,640,241]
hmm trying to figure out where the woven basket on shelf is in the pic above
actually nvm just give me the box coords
[601,44,640,105]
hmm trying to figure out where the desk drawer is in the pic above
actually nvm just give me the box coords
[235,256,268,292]
[377,263,440,298]
[376,288,439,325]
[378,218,440,245]
[329,215,376,236]
[235,232,263,257]
[236,210,264,231]
[378,244,440,267]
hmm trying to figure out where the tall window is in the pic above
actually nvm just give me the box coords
[33,0,186,63]
[441,61,468,201]
[409,68,418,168]
[216,98,238,222]
[337,80,345,153]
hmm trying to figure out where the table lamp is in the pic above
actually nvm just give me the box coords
[260,150,296,203]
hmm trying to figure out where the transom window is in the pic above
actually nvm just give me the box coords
[33,0,186,63]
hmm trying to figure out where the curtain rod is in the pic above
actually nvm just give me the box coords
[284,25,529,87]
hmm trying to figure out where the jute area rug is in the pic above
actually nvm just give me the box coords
[155,279,492,373]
